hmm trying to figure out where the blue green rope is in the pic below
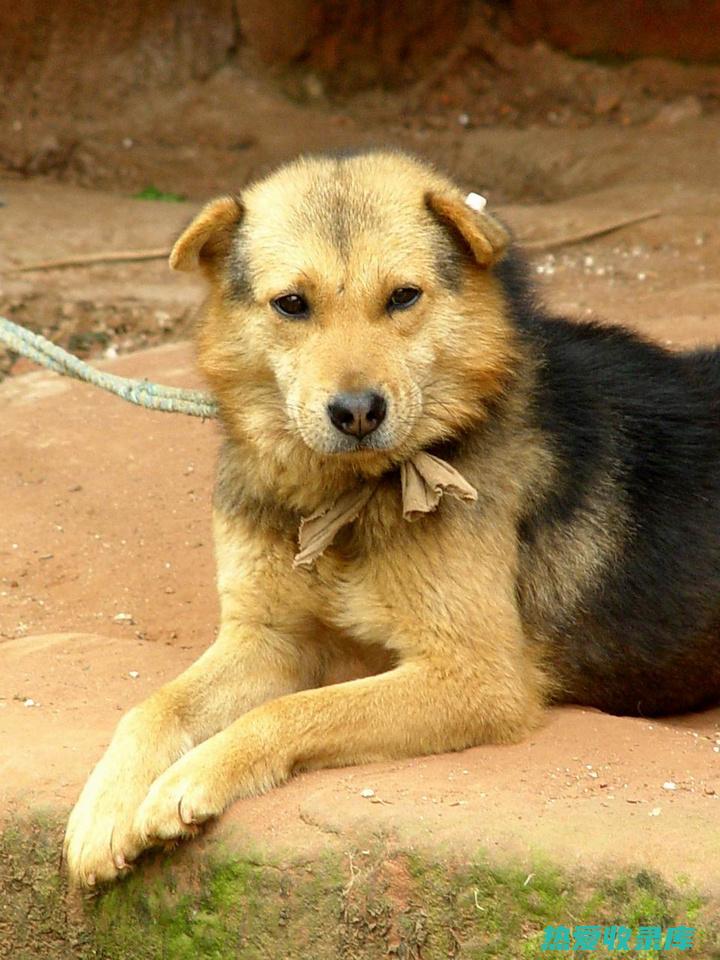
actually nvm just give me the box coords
[0,316,219,419]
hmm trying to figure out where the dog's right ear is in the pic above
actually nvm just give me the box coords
[169,196,244,274]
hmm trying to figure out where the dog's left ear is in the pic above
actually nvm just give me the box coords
[425,191,509,268]
[169,195,244,274]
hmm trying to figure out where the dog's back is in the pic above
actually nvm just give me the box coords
[504,254,720,715]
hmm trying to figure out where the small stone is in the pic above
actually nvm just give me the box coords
[360,788,375,799]
[113,612,134,624]
[128,671,140,679]
[649,807,662,817]
[650,95,702,128]
[303,74,324,100]
[662,781,677,791]
[594,91,620,115]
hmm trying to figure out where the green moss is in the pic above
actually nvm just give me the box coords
[132,185,186,202]
[1,813,719,960]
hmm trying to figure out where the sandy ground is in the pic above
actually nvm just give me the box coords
[1,143,720,894]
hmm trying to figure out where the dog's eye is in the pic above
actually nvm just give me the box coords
[272,293,309,319]
[387,287,422,311]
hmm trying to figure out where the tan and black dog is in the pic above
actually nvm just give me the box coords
[64,150,720,886]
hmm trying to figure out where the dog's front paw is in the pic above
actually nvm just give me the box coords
[63,760,151,888]
[133,750,225,844]
[134,728,287,846]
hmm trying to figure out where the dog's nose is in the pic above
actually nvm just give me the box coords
[327,391,387,439]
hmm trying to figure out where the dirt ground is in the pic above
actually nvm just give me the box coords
[2,40,720,932]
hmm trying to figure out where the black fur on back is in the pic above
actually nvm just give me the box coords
[497,249,720,716]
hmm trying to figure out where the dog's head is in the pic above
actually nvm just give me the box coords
[173,152,516,476]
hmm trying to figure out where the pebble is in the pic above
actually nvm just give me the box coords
[360,788,375,799]
[650,95,702,128]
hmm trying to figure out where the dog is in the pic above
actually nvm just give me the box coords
[63,150,720,887]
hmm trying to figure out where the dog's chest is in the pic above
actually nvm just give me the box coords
[299,504,415,647]
[305,547,387,645]
[299,504,453,650]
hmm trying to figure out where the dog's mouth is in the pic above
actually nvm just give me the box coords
[297,426,401,458]
[329,434,397,455]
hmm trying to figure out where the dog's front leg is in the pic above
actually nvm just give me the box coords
[63,620,319,887]
[64,512,319,887]
[134,634,542,843]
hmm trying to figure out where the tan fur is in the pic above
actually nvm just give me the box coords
[169,195,243,275]
[64,152,550,888]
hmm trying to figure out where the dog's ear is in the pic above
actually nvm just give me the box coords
[425,190,509,268]
[169,195,244,273]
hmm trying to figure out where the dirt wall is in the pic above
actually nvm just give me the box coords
[508,0,720,62]
[240,0,469,87]
[1,0,237,103]
[2,1,719,110]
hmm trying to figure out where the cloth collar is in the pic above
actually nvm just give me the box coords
[294,450,477,568]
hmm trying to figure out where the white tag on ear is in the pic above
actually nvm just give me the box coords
[465,192,487,213]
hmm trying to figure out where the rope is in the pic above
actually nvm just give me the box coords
[0,316,219,419]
